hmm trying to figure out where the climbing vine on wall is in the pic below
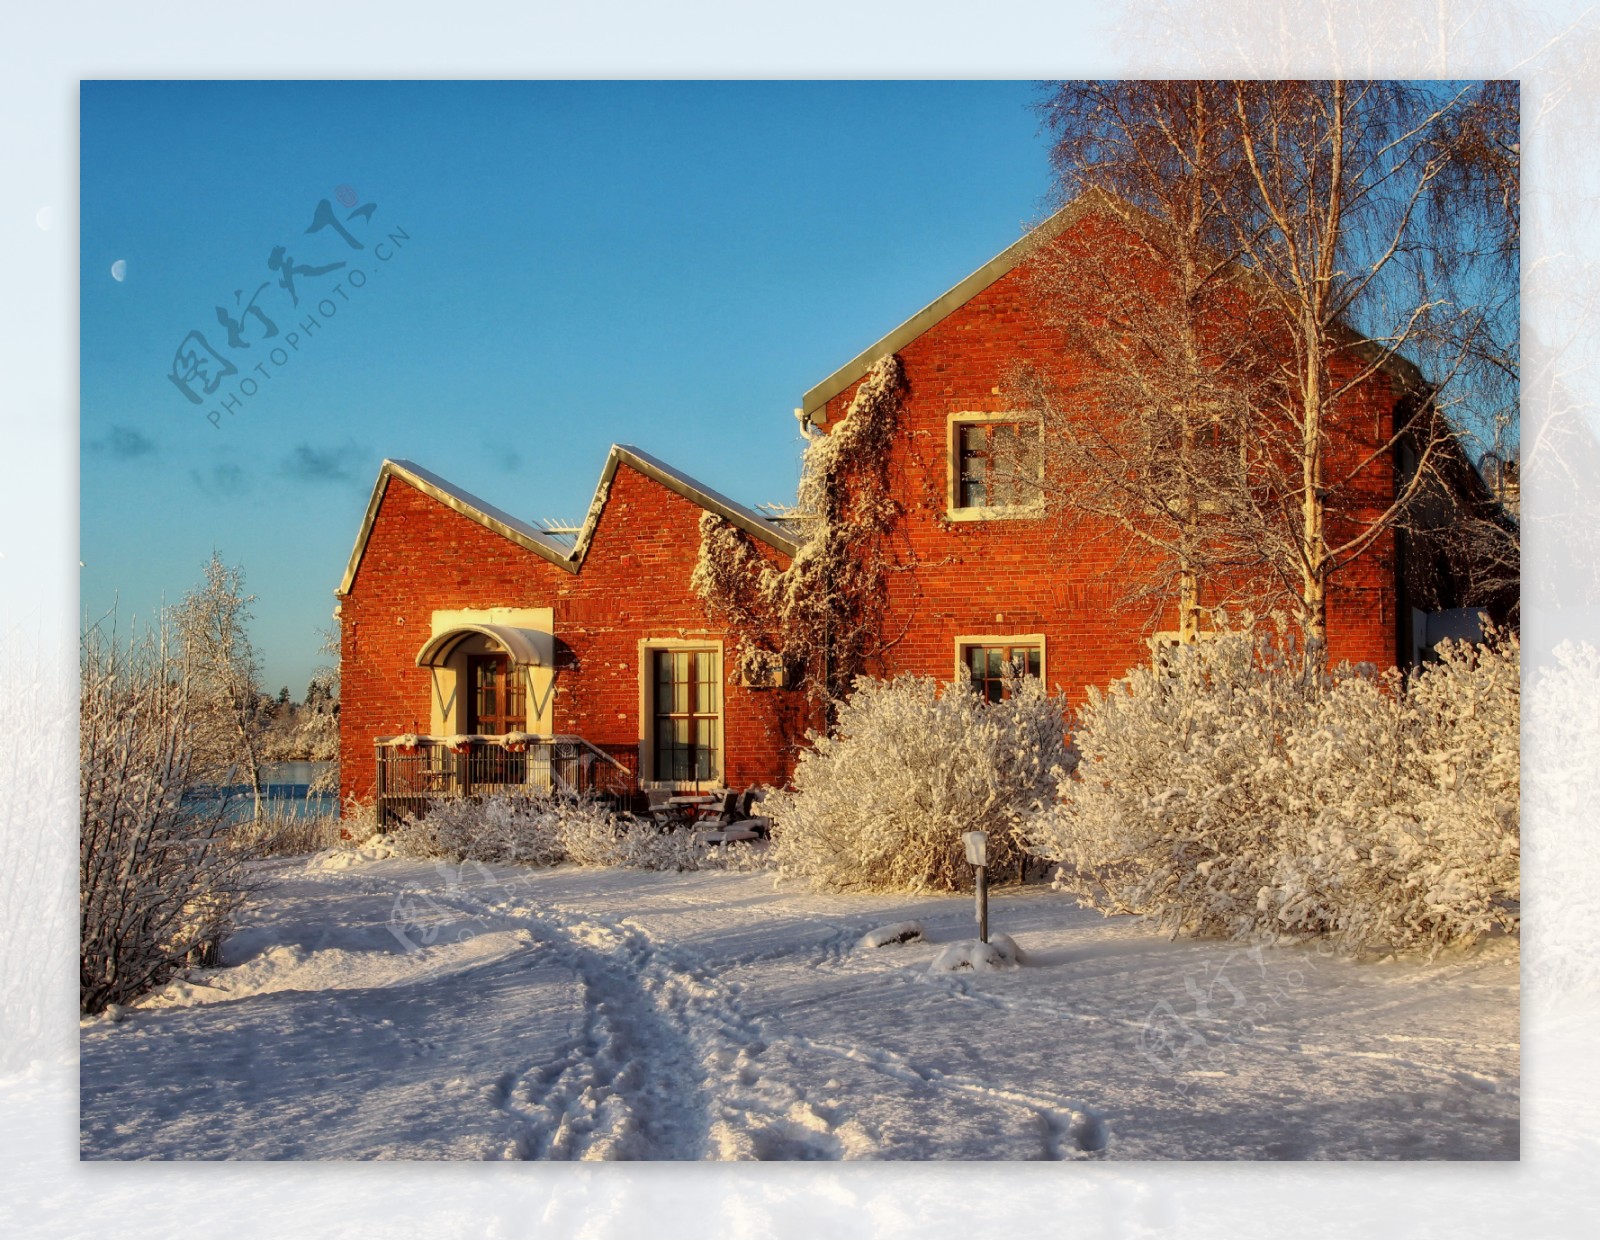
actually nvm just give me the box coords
[691,354,906,711]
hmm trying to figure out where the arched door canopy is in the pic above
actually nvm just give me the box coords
[415,624,546,668]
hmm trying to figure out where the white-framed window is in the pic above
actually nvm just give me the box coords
[947,413,1043,521]
[955,634,1046,702]
[639,640,723,787]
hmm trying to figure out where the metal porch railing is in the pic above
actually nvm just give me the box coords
[374,734,640,828]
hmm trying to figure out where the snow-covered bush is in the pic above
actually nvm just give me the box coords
[1266,634,1520,952]
[554,802,696,870]
[80,617,251,1014]
[1025,633,1296,937]
[393,793,764,873]
[231,808,345,857]
[1027,630,1520,954]
[767,672,1071,892]
[392,793,570,867]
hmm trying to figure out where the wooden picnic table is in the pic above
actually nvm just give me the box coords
[650,792,718,829]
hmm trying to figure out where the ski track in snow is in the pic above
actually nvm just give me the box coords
[81,862,1519,1161]
[345,872,1111,1160]
[483,913,710,1160]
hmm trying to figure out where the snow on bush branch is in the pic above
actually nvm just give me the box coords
[692,354,905,704]
[1027,630,1520,954]
[80,615,251,1014]
[766,672,1072,892]
[393,793,763,873]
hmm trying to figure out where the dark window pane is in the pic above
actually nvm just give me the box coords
[652,647,721,783]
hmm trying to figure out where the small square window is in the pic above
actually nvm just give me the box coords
[950,417,1041,517]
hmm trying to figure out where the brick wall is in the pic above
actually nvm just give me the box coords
[341,209,1412,804]
[338,463,803,809]
[818,214,1403,702]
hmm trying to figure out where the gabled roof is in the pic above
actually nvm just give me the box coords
[336,447,797,596]
[573,444,800,561]
[800,186,1426,421]
[801,189,1120,420]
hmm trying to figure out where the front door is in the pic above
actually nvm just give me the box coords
[466,654,526,735]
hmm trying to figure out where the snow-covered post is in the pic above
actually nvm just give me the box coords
[963,831,989,943]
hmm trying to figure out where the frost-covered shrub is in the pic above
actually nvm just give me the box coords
[393,793,765,873]
[80,618,250,1014]
[1026,633,1297,937]
[1027,631,1520,954]
[231,808,345,858]
[555,803,696,869]
[1267,635,1520,952]
[393,794,571,867]
[767,672,1071,892]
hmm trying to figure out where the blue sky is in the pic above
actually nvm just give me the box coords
[80,80,1063,694]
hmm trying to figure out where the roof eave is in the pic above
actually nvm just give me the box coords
[335,447,798,599]
[800,190,1115,419]
[335,459,578,597]
[800,185,1430,419]
[583,445,800,559]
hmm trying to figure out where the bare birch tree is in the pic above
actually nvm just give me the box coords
[1218,79,1516,663]
[1025,79,1519,666]
[1015,81,1278,642]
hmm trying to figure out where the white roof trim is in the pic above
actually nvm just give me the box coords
[336,459,575,595]
[337,448,798,597]
[598,445,799,556]
[800,191,1113,419]
[800,186,1427,419]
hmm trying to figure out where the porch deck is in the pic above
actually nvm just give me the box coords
[374,734,640,828]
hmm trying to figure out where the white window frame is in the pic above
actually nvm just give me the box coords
[946,412,1045,522]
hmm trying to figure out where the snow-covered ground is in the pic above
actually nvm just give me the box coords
[79,851,1519,1162]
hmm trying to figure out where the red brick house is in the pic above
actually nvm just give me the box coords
[336,193,1475,818]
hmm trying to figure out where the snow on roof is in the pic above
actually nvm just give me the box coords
[393,459,574,557]
[800,186,1426,422]
[336,447,797,597]
[800,191,1115,421]
[604,445,798,556]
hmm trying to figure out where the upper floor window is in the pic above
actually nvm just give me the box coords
[949,416,1042,519]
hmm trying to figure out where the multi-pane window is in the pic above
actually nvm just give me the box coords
[955,420,1039,510]
[652,649,720,783]
[963,644,1042,703]
[467,654,526,734]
